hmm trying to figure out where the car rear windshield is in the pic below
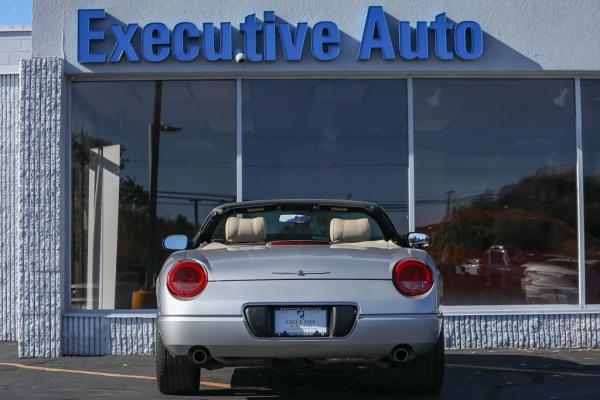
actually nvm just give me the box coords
[209,209,386,243]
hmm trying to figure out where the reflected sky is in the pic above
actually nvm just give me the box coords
[242,79,409,233]
[414,79,576,227]
[71,80,237,224]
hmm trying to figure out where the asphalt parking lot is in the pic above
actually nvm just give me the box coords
[1,342,600,400]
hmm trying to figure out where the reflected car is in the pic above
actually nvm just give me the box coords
[155,200,443,395]
[586,260,600,302]
[420,208,582,305]
[521,256,578,304]
[480,245,523,292]
[455,258,482,276]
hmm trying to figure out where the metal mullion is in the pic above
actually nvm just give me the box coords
[407,77,415,232]
[575,78,586,308]
[64,76,73,313]
[236,78,242,202]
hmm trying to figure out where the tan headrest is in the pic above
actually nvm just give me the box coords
[225,217,266,243]
[330,218,371,243]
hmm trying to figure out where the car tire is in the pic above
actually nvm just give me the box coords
[392,328,444,393]
[155,329,200,395]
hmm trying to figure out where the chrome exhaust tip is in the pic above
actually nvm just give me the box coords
[189,347,210,365]
[391,345,412,363]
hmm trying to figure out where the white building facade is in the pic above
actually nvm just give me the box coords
[1,0,600,357]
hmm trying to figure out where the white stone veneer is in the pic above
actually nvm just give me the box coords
[0,73,19,342]
[17,58,64,357]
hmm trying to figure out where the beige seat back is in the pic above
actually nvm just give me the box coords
[329,218,371,243]
[225,217,266,243]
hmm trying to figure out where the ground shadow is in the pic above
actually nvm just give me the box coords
[192,352,600,399]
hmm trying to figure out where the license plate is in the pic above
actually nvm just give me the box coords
[273,307,328,337]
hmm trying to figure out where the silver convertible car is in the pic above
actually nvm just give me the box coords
[156,199,443,394]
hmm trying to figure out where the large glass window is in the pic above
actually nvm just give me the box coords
[71,77,586,310]
[581,79,600,304]
[414,79,577,305]
[71,80,236,309]
[242,79,409,232]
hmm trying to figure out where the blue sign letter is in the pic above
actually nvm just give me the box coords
[278,23,307,61]
[311,21,340,61]
[203,22,232,61]
[109,24,139,62]
[173,22,200,62]
[399,21,428,60]
[78,9,106,63]
[430,13,453,60]
[142,23,171,62]
[454,21,483,60]
[263,11,276,61]
[240,14,263,62]
[358,6,395,60]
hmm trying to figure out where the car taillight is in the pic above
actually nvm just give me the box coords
[392,258,433,296]
[166,260,208,298]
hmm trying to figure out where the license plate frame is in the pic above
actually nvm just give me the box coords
[273,306,329,337]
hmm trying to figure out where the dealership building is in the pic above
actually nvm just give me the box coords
[2,0,600,357]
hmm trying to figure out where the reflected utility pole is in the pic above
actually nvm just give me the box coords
[147,81,162,289]
[147,81,182,289]
[445,190,455,220]
[190,199,200,227]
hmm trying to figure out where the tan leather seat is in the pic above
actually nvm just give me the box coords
[329,218,371,243]
[225,217,266,243]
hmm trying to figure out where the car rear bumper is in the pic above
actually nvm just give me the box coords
[159,313,442,359]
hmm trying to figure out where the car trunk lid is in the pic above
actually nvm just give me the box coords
[186,244,411,281]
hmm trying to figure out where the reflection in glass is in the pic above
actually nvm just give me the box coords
[407,232,431,248]
[163,235,189,251]
[71,80,236,309]
[242,79,409,232]
[581,80,600,304]
[414,79,577,305]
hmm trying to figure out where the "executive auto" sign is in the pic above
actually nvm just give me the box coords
[78,6,484,64]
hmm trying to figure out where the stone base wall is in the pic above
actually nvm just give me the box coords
[62,315,155,356]
[61,312,600,356]
[445,313,600,349]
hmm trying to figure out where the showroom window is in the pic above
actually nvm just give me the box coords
[71,80,236,309]
[242,79,409,232]
[581,79,600,304]
[414,79,577,306]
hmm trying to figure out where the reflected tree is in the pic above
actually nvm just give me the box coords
[419,168,582,305]
[71,129,195,309]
